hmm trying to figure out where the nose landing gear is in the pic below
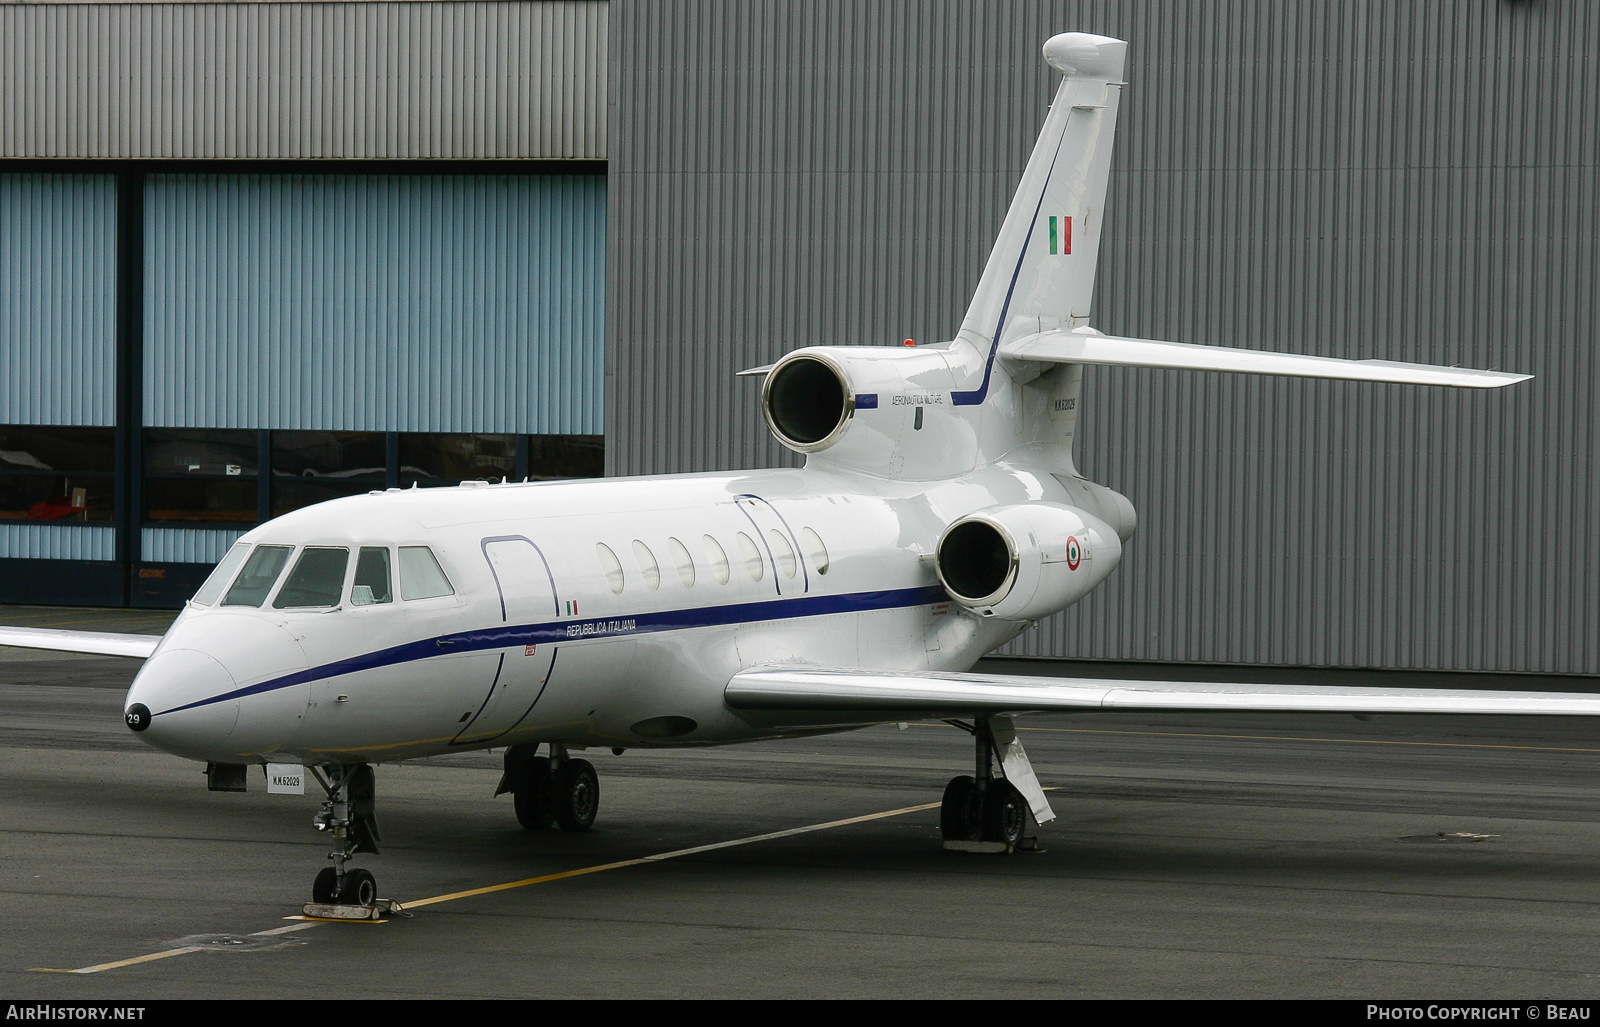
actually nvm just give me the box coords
[939,715,1052,853]
[497,743,599,832]
[305,763,388,916]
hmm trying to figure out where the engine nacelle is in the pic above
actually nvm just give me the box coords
[935,502,1121,620]
[761,346,980,478]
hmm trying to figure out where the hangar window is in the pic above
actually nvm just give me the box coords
[190,543,252,606]
[399,546,454,600]
[633,540,661,591]
[702,535,730,585]
[273,547,350,609]
[399,433,516,486]
[0,426,115,524]
[351,547,393,606]
[143,428,258,525]
[595,543,624,594]
[221,544,292,607]
[735,532,764,582]
[272,431,387,516]
[802,527,829,575]
[668,537,695,587]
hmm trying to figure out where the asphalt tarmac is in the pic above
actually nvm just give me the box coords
[5,606,1600,999]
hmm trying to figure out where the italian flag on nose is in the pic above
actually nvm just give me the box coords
[1048,215,1072,255]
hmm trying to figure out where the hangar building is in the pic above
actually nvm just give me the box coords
[2,0,1595,678]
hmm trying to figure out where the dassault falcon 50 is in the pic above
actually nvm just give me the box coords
[1,32,1572,906]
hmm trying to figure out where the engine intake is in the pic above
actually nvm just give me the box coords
[936,502,1121,620]
[763,355,852,452]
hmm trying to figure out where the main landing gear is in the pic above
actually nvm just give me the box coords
[496,743,599,832]
[940,715,1054,853]
[307,763,384,909]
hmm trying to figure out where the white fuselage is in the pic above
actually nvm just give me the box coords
[128,459,1091,766]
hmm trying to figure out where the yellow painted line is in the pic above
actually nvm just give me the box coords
[403,800,942,908]
[34,800,944,973]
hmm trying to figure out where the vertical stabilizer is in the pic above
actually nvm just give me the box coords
[953,33,1126,404]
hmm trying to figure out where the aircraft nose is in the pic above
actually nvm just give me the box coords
[125,648,240,761]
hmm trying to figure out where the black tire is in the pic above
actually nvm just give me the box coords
[338,867,377,906]
[513,756,555,830]
[980,779,1028,847]
[553,758,599,832]
[312,866,339,904]
[940,775,983,841]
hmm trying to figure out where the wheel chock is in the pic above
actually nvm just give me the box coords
[295,897,406,922]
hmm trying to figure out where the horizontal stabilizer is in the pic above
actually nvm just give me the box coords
[1001,327,1532,388]
[727,667,1600,720]
[0,626,160,659]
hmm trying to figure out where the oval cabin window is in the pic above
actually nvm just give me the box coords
[668,536,695,587]
[633,540,661,591]
[802,527,829,574]
[735,532,764,581]
[768,529,798,579]
[703,535,731,585]
[596,543,625,594]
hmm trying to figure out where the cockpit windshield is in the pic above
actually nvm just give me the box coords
[191,543,251,606]
[273,547,350,609]
[221,545,292,607]
[351,547,392,606]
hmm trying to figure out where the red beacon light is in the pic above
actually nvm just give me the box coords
[903,338,915,347]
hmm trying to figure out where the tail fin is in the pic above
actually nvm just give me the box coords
[955,33,1126,385]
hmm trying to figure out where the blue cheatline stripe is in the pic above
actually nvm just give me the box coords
[153,584,950,717]
[855,394,879,409]
[950,121,1073,408]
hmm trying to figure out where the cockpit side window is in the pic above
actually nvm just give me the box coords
[272,547,350,609]
[192,543,251,606]
[399,546,454,600]
[221,545,292,607]
[351,547,393,606]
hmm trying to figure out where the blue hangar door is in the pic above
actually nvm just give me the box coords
[135,172,607,603]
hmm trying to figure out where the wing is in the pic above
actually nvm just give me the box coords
[0,626,161,660]
[1000,327,1531,389]
[725,666,1600,722]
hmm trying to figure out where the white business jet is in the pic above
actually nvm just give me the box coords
[0,32,1574,907]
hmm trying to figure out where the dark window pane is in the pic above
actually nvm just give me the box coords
[352,547,392,606]
[273,547,349,609]
[399,433,515,483]
[0,426,115,473]
[144,478,257,523]
[527,435,603,480]
[0,474,113,522]
[222,545,291,607]
[272,479,380,517]
[273,431,386,479]
[144,428,258,477]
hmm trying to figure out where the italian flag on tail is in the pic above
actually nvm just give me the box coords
[1048,215,1072,255]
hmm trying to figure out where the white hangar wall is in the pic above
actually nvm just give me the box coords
[608,0,1600,675]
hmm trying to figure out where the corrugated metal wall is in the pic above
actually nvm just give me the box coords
[0,524,114,562]
[142,527,245,565]
[0,1,607,160]
[0,174,116,426]
[610,0,1600,674]
[144,173,605,433]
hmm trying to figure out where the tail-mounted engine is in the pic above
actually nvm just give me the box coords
[935,502,1121,620]
[761,346,980,478]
